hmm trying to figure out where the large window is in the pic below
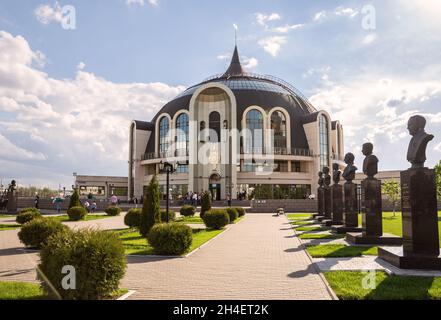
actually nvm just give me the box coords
[110,186,128,197]
[209,111,221,142]
[319,114,329,170]
[246,109,264,154]
[271,111,287,150]
[175,113,189,156]
[159,116,170,157]
[79,186,105,196]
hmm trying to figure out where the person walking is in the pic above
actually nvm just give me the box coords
[91,202,97,213]
[34,193,40,209]
[84,200,90,213]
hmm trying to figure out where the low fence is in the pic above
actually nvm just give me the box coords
[249,199,318,213]
[17,197,109,211]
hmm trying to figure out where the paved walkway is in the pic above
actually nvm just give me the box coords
[0,214,334,300]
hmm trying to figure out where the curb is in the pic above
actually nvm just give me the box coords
[286,215,339,301]
[117,290,137,300]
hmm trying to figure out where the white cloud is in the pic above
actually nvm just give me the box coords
[435,142,441,152]
[335,7,359,18]
[313,7,359,23]
[258,36,286,57]
[217,53,258,70]
[77,62,86,70]
[271,24,305,33]
[126,0,158,6]
[255,13,281,27]
[34,2,64,25]
[313,11,327,22]
[362,33,377,45]
[0,31,183,187]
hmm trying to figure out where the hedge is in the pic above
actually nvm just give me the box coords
[147,223,193,255]
[233,207,246,217]
[225,207,238,223]
[180,205,196,217]
[67,206,87,221]
[160,210,176,222]
[18,218,67,249]
[105,206,121,216]
[16,208,42,224]
[124,208,141,228]
[202,209,229,230]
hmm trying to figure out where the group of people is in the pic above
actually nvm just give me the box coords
[183,191,202,206]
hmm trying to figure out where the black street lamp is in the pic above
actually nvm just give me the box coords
[159,161,175,223]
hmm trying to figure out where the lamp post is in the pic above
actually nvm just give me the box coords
[159,161,175,223]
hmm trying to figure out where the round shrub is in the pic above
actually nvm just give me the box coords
[202,209,230,230]
[16,208,42,224]
[147,223,193,255]
[105,206,121,216]
[160,210,176,222]
[124,208,141,228]
[226,208,238,223]
[67,206,87,221]
[233,207,246,217]
[18,218,67,249]
[180,205,196,217]
[38,228,126,300]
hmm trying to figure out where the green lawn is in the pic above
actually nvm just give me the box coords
[115,228,224,255]
[307,244,378,257]
[48,214,110,222]
[287,213,312,220]
[299,233,345,240]
[0,214,14,218]
[0,282,46,300]
[325,271,441,300]
[290,220,315,226]
[295,226,329,232]
[175,216,204,224]
[0,224,21,231]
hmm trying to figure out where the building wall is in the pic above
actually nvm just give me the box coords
[74,175,128,200]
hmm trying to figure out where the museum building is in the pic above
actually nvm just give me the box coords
[128,46,344,200]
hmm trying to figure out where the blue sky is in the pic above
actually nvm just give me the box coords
[0,0,441,189]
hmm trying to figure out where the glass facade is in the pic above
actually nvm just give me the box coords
[245,109,264,154]
[176,163,189,173]
[79,186,105,196]
[175,113,189,156]
[271,111,287,149]
[209,111,221,142]
[319,114,329,170]
[274,160,288,172]
[238,184,311,200]
[159,116,170,157]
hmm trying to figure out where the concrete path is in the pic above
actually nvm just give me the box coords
[0,214,335,300]
[122,214,334,300]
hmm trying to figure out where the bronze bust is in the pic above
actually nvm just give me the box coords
[342,152,357,183]
[362,143,378,179]
[332,163,341,184]
[318,171,324,188]
[323,166,331,187]
[406,115,434,169]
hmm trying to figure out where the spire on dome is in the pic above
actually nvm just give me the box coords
[222,45,245,78]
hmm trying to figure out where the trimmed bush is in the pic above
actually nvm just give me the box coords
[16,208,42,224]
[105,206,121,216]
[147,223,193,255]
[18,218,67,249]
[124,208,141,228]
[67,206,87,221]
[226,207,238,223]
[140,175,161,237]
[69,188,81,209]
[200,191,212,219]
[202,209,229,230]
[38,228,126,300]
[160,210,176,222]
[233,207,246,217]
[180,205,196,217]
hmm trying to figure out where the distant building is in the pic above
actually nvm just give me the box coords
[354,170,401,186]
[73,175,128,201]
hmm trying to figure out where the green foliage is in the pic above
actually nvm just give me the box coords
[16,208,42,224]
[18,218,67,249]
[160,210,176,222]
[253,184,309,199]
[38,228,126,300]
[202,209,230,229]
[140,175,161,237]
[225,207,238,223]
[233,207,245,217]
[382,181,401,215]
[69,188,81,209]
[124,208,141,228]
[105,206,122,216]
[180,205,196,217]
[147,223,193,255]
[67,206,87,221]
[435,160,441,199]
[200,191,212,219]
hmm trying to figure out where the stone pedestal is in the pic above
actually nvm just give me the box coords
[331,184,343,225]
[333,182,362,234]
[379,168,441,270]
[317,187,324,216]
[6,190,17,215]
[346,178,402,245]
[324,187,332,219]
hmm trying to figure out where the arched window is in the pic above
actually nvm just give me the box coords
[159,116,170,157]
[319,114,329,170]
[209,111,221,142]
[176,113,189,156]
[246,109,264,154]
[271,111,287,151]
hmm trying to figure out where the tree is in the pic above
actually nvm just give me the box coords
[68,188,81,209]
[382,181,400,216]
[140,175,161,237]
[200,191,212,219]
[435,160,441,199]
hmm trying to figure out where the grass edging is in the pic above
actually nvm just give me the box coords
[116,290,137,300]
